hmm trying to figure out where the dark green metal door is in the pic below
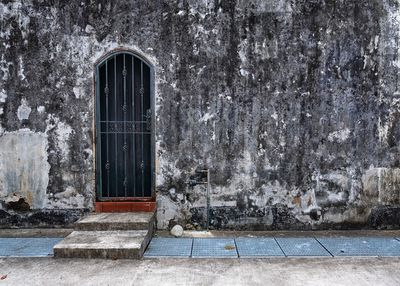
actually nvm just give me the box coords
[96,52,153,200]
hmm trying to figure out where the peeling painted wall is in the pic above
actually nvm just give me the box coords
[0,130,49,209]
[0,0,399,229]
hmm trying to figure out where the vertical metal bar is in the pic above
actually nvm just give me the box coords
[96,66,102,199]
[105,60,110,198]
[150,65,155,197]
[132,56,136,197]
[206,169,210,231]
[140,61,144,197]
[123,54,127,197]
[114,55,118,197]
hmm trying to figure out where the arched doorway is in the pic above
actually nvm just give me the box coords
[95,51,154,203]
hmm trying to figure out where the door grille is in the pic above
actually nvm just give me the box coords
[96,52,153,199]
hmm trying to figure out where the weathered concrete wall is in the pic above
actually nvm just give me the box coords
[0,0,399,229]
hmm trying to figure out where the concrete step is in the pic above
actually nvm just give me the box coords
[53,230,151,259]
[74,212,155,231]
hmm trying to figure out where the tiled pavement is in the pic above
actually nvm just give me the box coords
[275,237,331,257]
[316,237,400,257]
[0,236,399,258]
[235,237,284,257]
[192,238,237,258]
[0,238,63,257]
[141,237,193,258]
[144,236,400,258]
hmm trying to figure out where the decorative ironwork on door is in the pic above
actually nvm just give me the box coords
[96,52,153,199]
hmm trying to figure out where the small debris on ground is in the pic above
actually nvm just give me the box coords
[170,225,184,237]
[1,272,10,280]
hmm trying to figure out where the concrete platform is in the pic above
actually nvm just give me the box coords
[74,212,155,231]
[54,230,150,259]
[54,211,155,259]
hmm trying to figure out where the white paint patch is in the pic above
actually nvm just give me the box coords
[18,56,25,81]
[0,55,10,81]
[271,112,278,121]
[327,128,351,143]
[156,195,182,229]
[0,89,7,102]
[55,121,73,163]
[17,98,31,121]
[247,0,293,13]
[254,38,278,59]
[200,112,214,123]
[85,24,95,34]
[211,121,216,142]
[377,96,400,144]
[374,35,379,50]
[189,7,206,20]
[48,186,86,209]
[210,200,237,207]
[37,106,45,113]
[73,86,84,99]
[378,117,389,144]
[327,192,347,204]
[238,39,248,64]
[45,115,74,162]
[197,65,206,76]
[240,68,249,77]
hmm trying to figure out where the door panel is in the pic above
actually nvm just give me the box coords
[96,53,152,199]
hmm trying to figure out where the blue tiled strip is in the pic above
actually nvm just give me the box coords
[1,236,399,258]
[143,237,400,258]
[317,237,400,257]
[192,238,237,258]
[0,238,63,257]
[275,237,332,257]
[235,238,285,257]
[144,237,192,257]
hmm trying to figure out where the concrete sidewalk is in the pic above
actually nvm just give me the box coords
[0,229,399,285]
[0,256,399,286]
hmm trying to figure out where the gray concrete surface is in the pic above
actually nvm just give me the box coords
[54,213,155,259]
[75,212,155,231]
[53,230,150,259]
[0,257,399,286]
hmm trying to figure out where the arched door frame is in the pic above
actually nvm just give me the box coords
[94,49,156,204]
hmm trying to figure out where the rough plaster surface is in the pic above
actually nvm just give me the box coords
[0,0,399,229]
